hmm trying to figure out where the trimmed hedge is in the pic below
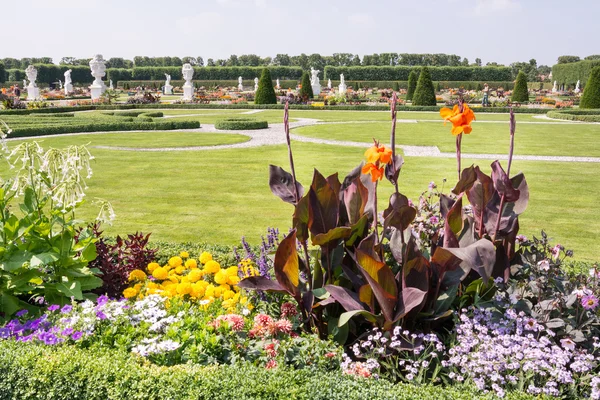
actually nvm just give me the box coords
[255,68,277,104]
[406,70,418,101]
[0,62,5,83]
[8,120,199,138]
[552,59,600,86]
[412,67,436,106]
[324,66,512,81]
[0,342,539,400]
[31,113,75,118]
[511,71,529,102]
[129,66,303,81]
[215,117,268,130]
[547,110,600,122]
[300,71,314,99]
[118,79,301,89]
[580,67,600,109]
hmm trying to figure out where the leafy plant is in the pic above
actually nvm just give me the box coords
[580,66,600,109]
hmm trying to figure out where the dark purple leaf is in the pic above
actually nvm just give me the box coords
[452,165,477,195]
[385,154,404,186]
[324,284,367,312]
[238,276,287,292]
[343,177,369,225]
[308,169,339,237]
[491,161,520,202]
[269,165,303,205]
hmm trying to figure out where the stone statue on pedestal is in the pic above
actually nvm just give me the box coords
[574,80,581,93]
[182,63,195,101]
[328,79,332,89]
[64,69,73,95]
[276,78,280,89]
[254,77,259,92]
[310,67,321,96]
[552,81,558,93]
[25,65,40,100]
[338,73,347,94]
[89,54,107,100]
[238,76,244,91]
[164,73,173,95]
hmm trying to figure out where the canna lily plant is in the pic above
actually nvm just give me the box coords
[239,96,527,343]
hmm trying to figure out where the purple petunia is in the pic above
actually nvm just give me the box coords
[48,304,60,312]
[60,305,73,314]
[15,309,28,317]
[96,311,107,320]
[97,295,109,306]
[71,331,83,341]
[61,327,74,336]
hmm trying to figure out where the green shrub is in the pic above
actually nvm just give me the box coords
[547,110,600,122]
[552,60,600,86]
[299,71,314,99]
[511,70,529,102]
[215,117,268,130]
[324,66,512,82]
[129,66,303,81]
[254,68,277,104]
[0,62,5,83]
[392,81,399,91]
[412,67,436,106]
[32,113,75,118]
[580,67,600,109]
[0,342,540,400]
[406,70,418,101]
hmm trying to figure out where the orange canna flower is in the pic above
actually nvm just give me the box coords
[440,104,476,135]
[361,163,384,182]
[364,144,393,164]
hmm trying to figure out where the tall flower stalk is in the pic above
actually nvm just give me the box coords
[389,92,399,194]
[493,108,516,241]
[440,98,475,180]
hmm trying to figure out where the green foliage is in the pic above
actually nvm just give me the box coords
[0,142,103,318]
[0,62,5,83]
[0,342,540,400]
[214,117,268,130]
[547,109,600,121]
[580,67,600,109]
[117,79,301,90]
[324,66,512,82]
[412,67,436,106]
[406,70,418,101]
[392,81,399,91]
[511,70,529,103]
[551,60,600,85]
[106,68,132,84]
[557,55,581,64]
[254,68,277,105]
[299,72,314,100]
[130,66,303,81]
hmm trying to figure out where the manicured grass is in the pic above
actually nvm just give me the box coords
[293,121,600,157]
[2,138,596,261]
[9,131,250,148]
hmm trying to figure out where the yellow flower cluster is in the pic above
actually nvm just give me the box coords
[122,251,251,312]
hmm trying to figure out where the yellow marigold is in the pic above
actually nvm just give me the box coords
[205,284,216,298]
[226,266,239,276]
[191,283,206,298]
[227,275,240,286]
[133,283,143,291]
[214,270,229,285]
[123,287,138,299]
[168,256,183,267]
[128,269,147,282]
[180,251,190,258]
[176,282,192,295]
[152,267,168,280]
[223,290,235,300]
[147,262,160,273]
[199,252,213,264]
[188,269,203,283]
[222,299,236,309]
[185,259,198,269]
[147,282,158,290]
[204,260,221,274]
[219,283,231,292]
[167,275,179,284]
[165,286,178,298]
[175,266,185,275]
[240,296,248,305]
[161,280,174,288]
[196,280,209,289]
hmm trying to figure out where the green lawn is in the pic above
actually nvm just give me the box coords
[292,121,600,157]
[10,131,250,149]
[2,136,596,261]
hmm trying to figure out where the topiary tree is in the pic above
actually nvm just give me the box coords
[0,62,5,84]
[406,70,418,101]
[412,67,436,106]
[511,70,529,103]
[299,72,313,100]
[254,68,277,104]
[580,67,600,109]
[392,81,399,92]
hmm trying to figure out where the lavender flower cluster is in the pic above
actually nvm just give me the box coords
[0,295,181,358]
[235,227,280,278]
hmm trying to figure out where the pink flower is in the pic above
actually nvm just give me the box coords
[429,216,439,224]
[537,260,550,271]
[265,359,277,369]
[280,302,298,318]
[560,338,576,351]
[275,319,292,334]
[551,244,562,260]
[582,294,599,310]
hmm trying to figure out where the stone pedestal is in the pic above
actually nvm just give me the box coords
[338,83,347,94]
[27,85,40,100]
[64,83,73,96]
[238,84,243,91]
[164,84,173,95]
[311,84,321,96]
[90,84,104,100]
[182,84,194,101]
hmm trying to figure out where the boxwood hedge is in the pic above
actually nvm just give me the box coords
[0,341,539,400]
[215,117,268,130]
[324,66,512,82]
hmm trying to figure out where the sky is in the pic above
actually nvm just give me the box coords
[2,0,599,67]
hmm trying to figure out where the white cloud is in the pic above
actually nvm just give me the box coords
[474,0,521,15]
[176,12,224,34]
[347,13,374,25]
[255,0,267,8]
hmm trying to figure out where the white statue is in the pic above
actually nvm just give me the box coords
[164,73,173,95]
[338,73,347,94]
[310,67,321,96]
[58,79,63,89]
[574,80,581,93]
[23,79,27,88]
[238,76,243,91]
[182,63,195,101]
[25,65,40,100]
[276,78,280,90]
[64,69,73,95]
[109,80,114,90]
[327,79,332,89]
[552,80,558,93]
[89,54,107,100]
[254,77,259,92]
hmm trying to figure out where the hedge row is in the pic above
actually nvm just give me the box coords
[0,342,538,400]
[8,120,200,138]
[215,117,269,130]
[547,110,600,122]
[551,60,600,85]
[6,65,92,85]
[117,79,301,89]
[323,66,512,81]
[127,66,303,81]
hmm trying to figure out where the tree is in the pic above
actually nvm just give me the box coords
[227,55,239,66]
[412,67,436,106]
[238,54,260,66]
[308,54,325,71]
[273,54,291,66]
[350,54,361,66]
[0,62,5,84]
[299,72,313,100]
[475,58,482,67]
[557,55,580,64]
[511,70,529,103]
[196,57,204,67]
[580,67,600,109]
[60,57,77,65]
[182,56,197,66]
[254,68,277,104]
[392,81,399,92]
[406,70,419,101]
[585,55,600,61]
[206,58,215,67]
